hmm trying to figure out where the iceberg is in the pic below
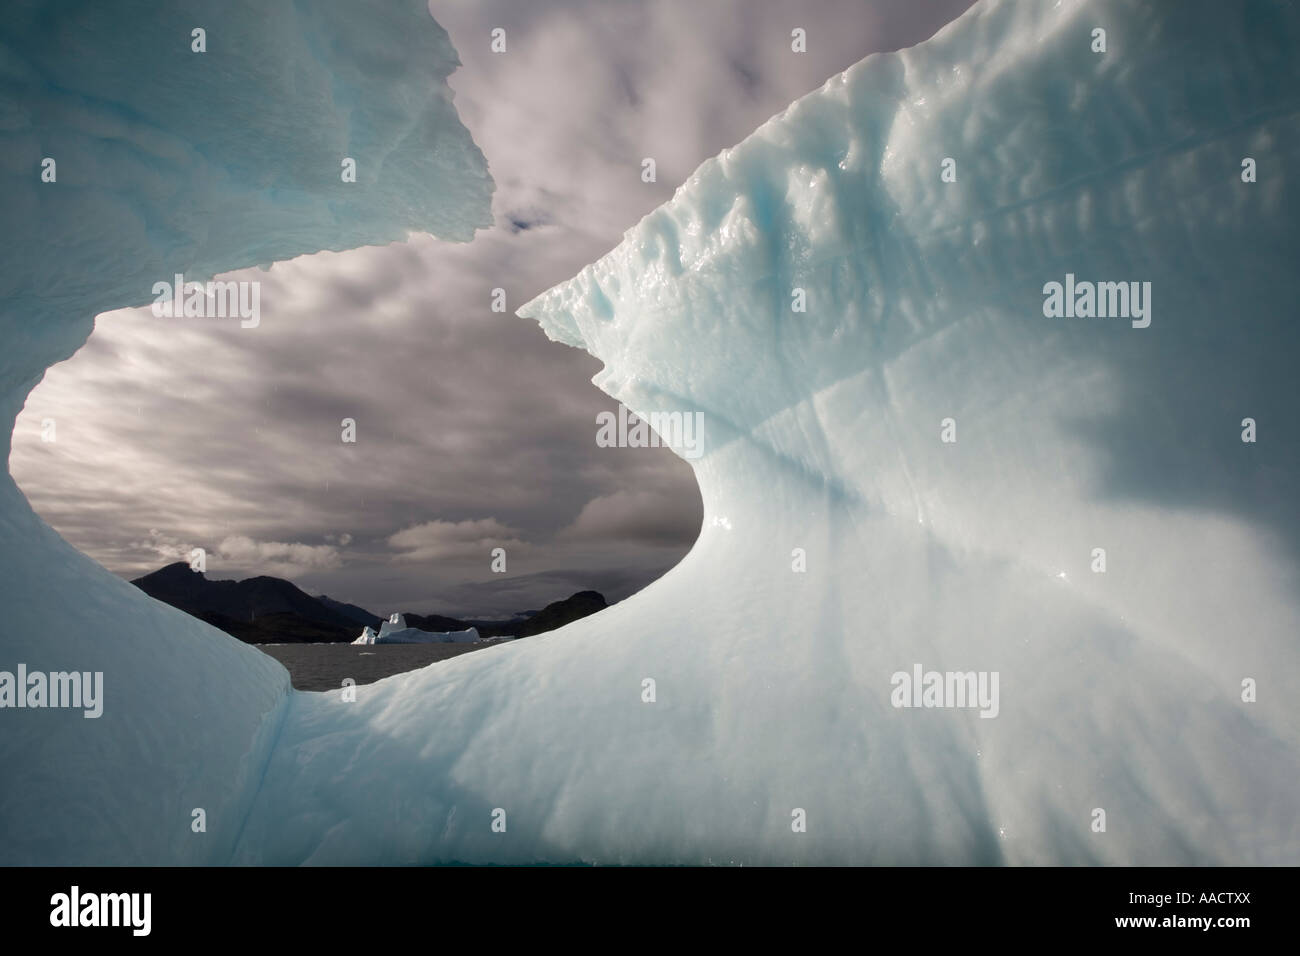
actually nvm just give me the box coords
[2,0,1298,865]
[353,621,480,645]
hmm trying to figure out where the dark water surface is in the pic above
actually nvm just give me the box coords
[255,640,512,691]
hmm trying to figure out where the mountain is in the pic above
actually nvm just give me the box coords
[515,591,607,637]
[132,563,364,644]
[404,592,607,638]
[315,595,383,630]
[132,563,607,644]
[404,611,477,634]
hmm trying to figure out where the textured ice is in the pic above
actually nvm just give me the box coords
[0,0,491,864]
[4,0,1299,865]
[236,0,1299,865]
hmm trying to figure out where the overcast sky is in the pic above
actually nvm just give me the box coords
[10,0,973,618]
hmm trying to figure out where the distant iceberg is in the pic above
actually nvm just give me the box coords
[353,619,480,645]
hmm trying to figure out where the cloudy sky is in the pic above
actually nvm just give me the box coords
[10,0,973,618]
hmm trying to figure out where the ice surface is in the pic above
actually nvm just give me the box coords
[240,0,1299,865]
[4,0,1299,865]
[0,0,491,864]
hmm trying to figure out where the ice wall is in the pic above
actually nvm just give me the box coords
[234,0,1300,864]
[0,1,492,864]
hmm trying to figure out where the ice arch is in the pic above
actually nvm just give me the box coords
[0,0,491,864]
[3,0,1298,866]
[236,0,1299,865]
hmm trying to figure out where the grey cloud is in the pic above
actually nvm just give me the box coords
[561,487,701,546]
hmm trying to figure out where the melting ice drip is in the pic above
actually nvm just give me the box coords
[2,0,1298,864]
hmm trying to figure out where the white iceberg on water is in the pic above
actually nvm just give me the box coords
[353,618,480,645]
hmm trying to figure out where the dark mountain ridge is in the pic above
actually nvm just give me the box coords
[131,563,607,644]
[132,562,361,643]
